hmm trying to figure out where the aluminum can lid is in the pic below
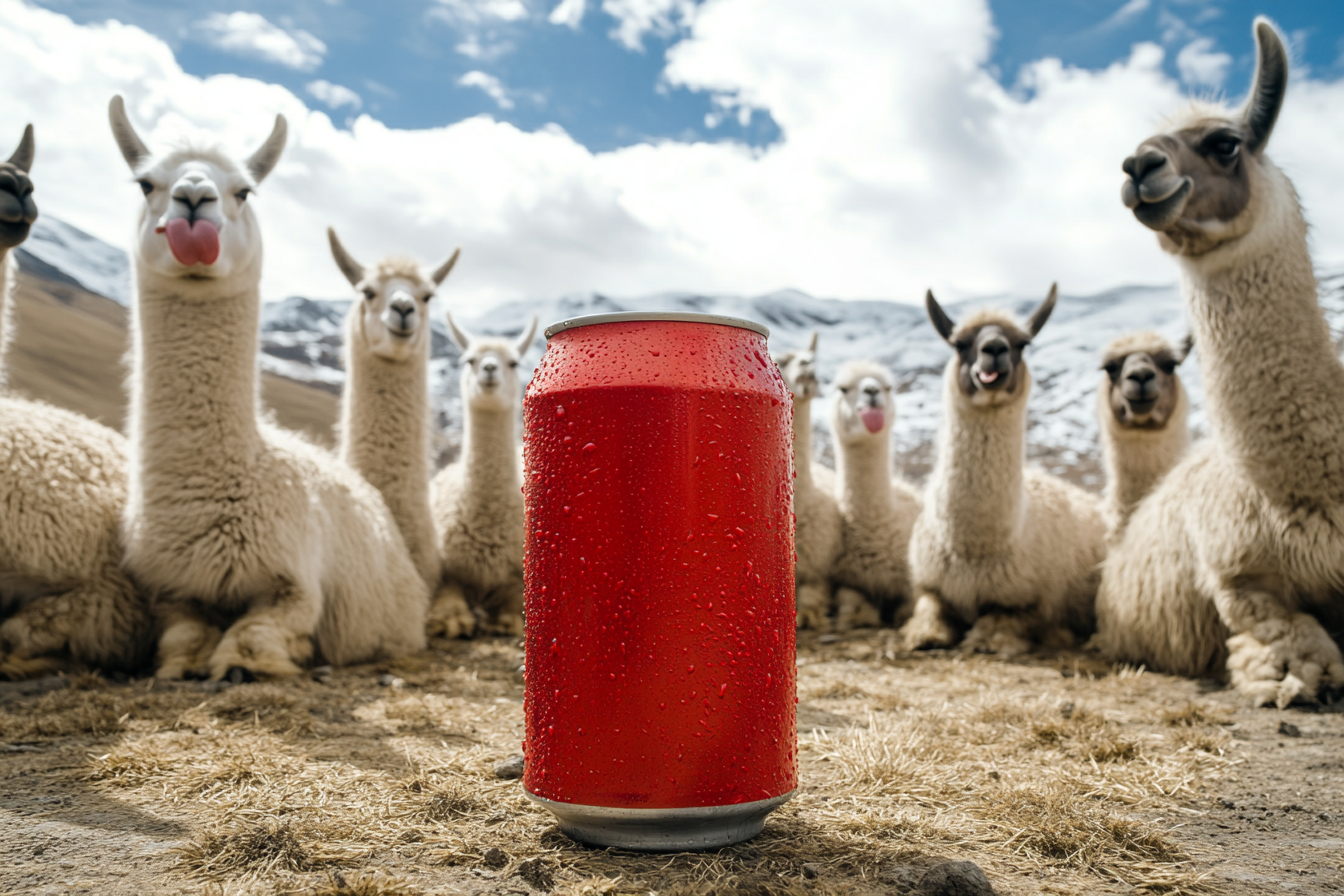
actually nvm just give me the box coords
[543,311,770,340]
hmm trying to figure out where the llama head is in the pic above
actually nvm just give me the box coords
[831,360,895,447]
[1101,331,1191,430]
[771,330,821,400]
[926,284,1056,408]
[1121,18,1288,257]
[0,124,37,251]
[446,313,538,412]
[329,228,460,363]
[109,95,287,283]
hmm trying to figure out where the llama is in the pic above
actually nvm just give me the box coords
[1096,19,1344,706]
[1,123,153,678]
[773,332,843,630]
[331,229,460,585]
[430,313,537,636]
[109,96,427,680]
[1097,331,1191,540]
[902,287,1107,656]
[829,360,923,631]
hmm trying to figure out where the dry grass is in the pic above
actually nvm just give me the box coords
[0,640,1250,895]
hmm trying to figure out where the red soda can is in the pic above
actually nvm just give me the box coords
[521,312,798,850]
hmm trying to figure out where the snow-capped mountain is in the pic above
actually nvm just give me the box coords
[20,215,1344,485]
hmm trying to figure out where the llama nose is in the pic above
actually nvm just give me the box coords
[1122,149,1169,184]
[1124,367,1157,400]
[980,339,1009,365]
[388,297,415,330]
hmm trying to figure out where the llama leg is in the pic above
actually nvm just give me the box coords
[1216,584,1344,707]
[960,613,1033,658]
[428,580,477,639]
[834,586,881,632]
[155,605,222,680]
[481,579,525,637]
[0,570,151,677]
[0,592,77,679]
[207,578,317,680]
[899,592,956,650]
[796,581,832,632]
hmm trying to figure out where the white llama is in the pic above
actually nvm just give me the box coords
[903,287,1107,656]
[109,96,427,680]
[772,332,842,630]
[1096,19,1344,706]
[430,313,537,636]
[1097,331,1191,540]
[1,124,152,678]
[330,229,459,583]
[829,360,923,631]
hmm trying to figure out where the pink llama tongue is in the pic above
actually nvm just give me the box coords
[858,407,885,433]
[163,218,220,266]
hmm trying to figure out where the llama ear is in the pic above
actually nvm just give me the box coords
[108,96,151,171]
[1026,283,1058,338]
[807,330,818,352]
[1175,333,1194,365]
[430,248,461,286]
[326,228,365,287]
[516,314,539,357]
[445,311,472,351]
[246,114,288,184]
[1243,18,1288,155]
[7,124,34,173]
[925,290,957,344]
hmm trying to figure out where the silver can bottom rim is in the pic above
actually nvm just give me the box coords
[525,789,796,852]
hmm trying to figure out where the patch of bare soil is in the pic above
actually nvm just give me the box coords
[2,633,1341,896]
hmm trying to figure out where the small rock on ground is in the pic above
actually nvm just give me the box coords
[495,755,525,779]
[1279,721,1301,738]
[918,861,995,895]
[801,863,821,879]
[481,846,508,868]
[517,856,555,891]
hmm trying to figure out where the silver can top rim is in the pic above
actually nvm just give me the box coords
[544,311,770,340]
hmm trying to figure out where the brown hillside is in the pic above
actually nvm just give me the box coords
[4,267,338,446]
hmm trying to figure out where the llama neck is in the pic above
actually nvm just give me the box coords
[460,403,520,503]
[792,393,816,491]
[339,317,433,573]
[0,249,11,386]
[836,423,892,516]
[926,361,1027,553]
[1099,382,1190,531]
[1179,162,1344,505]
[130,265,263,475]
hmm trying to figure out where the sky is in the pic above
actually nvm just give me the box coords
[2,0,1343,311]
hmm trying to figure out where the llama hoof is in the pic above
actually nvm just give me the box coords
[899,594,955,650]
[1226,613,1344,708]
[834,587,880,633]
[0,651,66,681]
[795,583,832,632]
[960,615,1032,658]
[427,597,477,640]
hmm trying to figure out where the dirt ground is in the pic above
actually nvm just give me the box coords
[2,631,1342,896]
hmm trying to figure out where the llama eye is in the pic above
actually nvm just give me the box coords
[1206,134,1241,161]
[362,287,377,300]
[138,180,154,195]
[1104,363,1121,379]
[839,386,852,394]
[1158,361,1177,375]
[509,360,519,369]
[236,188,252,202]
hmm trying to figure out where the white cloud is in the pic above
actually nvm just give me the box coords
[3,0,1344,315]
[458,70,516,109]
[306,79,362,111]
[194,11,326,71]
[1176,37,1231,88]
[549,0,586,29]
[455,33,515,60]
[602,0,695,51]
[430,0,530,25]
[1098,0,1150,31]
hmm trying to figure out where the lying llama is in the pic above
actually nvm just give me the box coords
[330,229,460,586]
[109,96,427,680]
[0,124,152,678]
[431,313,537,636]
[829,361,923,631]
[1098,331,1191,540]
[903,287,1106,656]
[773,332,842,630]
[1096,19,1344,706]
